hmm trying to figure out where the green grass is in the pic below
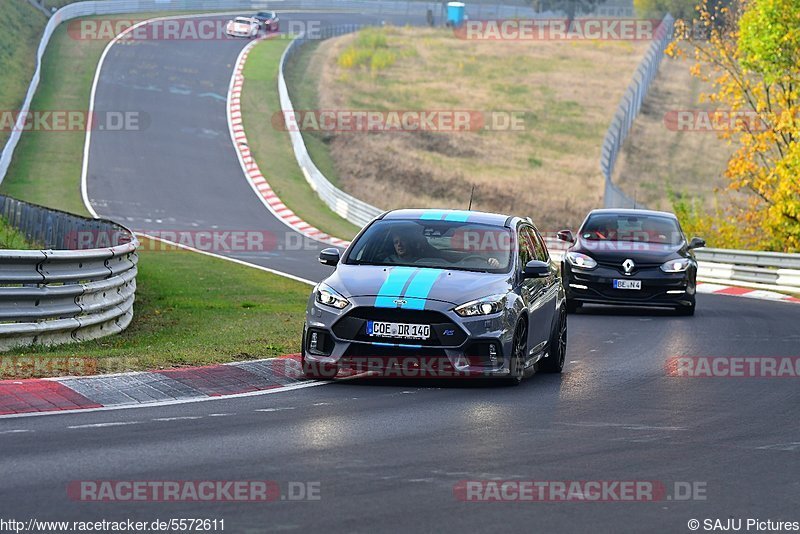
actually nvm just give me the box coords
[0,215,41,249]
[241,38,359,240]
[6,239,310,373]
[0,1,48,150]
[0,14,314,376]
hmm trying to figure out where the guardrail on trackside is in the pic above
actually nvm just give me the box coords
[0,195,139,352]
[278,26,384,228]
[600,13,674,209]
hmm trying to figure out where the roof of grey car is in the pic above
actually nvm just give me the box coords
[382,209,512,226]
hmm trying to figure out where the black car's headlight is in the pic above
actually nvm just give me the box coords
[660,258,692,273]
[454,294,507,317]
[315,284,349,309]
[566,251,597,269]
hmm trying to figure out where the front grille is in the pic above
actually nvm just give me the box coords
[332,307,467,347]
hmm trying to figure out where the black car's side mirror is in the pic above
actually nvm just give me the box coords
[556,229,575,243]
[319,248,340,266]
[522,260,550,279]
[688,237,706,250]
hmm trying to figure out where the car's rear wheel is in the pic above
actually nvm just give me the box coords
[540,308,567,373]
[504,322,527,386]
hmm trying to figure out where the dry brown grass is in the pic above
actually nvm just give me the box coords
[305,26,650,230]
[613,46,734,211]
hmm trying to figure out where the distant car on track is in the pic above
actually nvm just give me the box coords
[557,208,705,315]
[226,16,261,38]
[302,209,568,384]
[253,11,280,32]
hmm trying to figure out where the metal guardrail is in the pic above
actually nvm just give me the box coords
[695,248,800,291]
[0,195,139,351]
[600,13,674,209]
[279,26,385,228]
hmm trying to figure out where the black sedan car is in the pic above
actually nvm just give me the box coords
[254,11,279,32]
[557,209,705,315]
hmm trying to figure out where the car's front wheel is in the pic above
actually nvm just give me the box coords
[540,308,566,373]
[504,322,527,386]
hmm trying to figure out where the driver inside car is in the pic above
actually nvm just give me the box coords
[383,227,500,268]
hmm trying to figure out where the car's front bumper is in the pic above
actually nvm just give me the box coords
[563,262,696,308]
[303,295,517,379]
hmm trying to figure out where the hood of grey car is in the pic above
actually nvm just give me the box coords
[324,264,512,306]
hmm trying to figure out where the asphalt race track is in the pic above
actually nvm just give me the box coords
[2,11,798,534]
[85,12,422,281]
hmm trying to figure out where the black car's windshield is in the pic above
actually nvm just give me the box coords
[257,12,275,18]
[345,219,513,273]
[581,214,683,245]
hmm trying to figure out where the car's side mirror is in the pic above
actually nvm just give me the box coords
[319,248,340,266]
[556,229,575,243]
[522,260,550,279]
[688,237,706,250]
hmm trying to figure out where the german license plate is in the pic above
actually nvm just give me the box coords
[367,321,430,339]
[613,279,642,290]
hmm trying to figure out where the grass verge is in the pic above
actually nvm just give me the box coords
[0,1,48,151]
[5,238,309,373]
[241,37,360,240]
[284,26,652,230]
[0,14,312,377]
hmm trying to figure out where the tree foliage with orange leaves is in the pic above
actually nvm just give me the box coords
[668,0,800,251]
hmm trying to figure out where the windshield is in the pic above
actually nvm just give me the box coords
[234,18,251,23]
[580,214,683,245]
[344,219,513,273]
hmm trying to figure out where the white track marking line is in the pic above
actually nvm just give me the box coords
[0,380,327,420]
[68,421,142,429]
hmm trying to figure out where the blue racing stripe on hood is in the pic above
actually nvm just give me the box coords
[401,269,443,310]
[444,211,471,222]
[375,267,416,308]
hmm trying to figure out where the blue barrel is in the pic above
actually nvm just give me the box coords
[447,2,466,27]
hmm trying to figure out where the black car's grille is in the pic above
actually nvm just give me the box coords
[332,307,467,347]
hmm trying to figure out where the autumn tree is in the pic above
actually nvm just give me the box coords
[669,0,800,251]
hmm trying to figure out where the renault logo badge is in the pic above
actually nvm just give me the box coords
[393,299,407,307]
[622,259,635,274]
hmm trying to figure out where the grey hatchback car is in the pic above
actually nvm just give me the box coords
[302,209,567,384]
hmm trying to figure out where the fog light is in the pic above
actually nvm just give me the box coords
[310,331,318,351]
[569,283,588,290]
[666,289,686,294]
[488,343,498,365]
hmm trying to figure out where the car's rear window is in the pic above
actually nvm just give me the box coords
[345,219,513,273]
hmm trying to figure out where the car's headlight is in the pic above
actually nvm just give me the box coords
[454,294,507,317]
[566,251,597,269]
[660,258,692,273]
[315,284,349,309]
